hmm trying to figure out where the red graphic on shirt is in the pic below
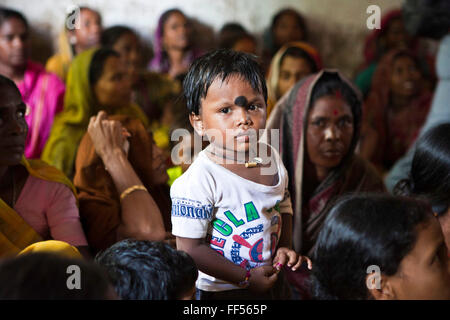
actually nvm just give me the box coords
[232,235,264,262]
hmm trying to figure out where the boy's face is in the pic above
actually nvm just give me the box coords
[190,75,266,153]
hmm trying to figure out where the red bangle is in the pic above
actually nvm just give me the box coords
[238,269,251,288]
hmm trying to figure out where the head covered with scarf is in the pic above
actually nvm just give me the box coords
[266,70,384,254]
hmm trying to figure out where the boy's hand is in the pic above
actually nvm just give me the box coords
[248,265,278,293]
[273,247,312,272]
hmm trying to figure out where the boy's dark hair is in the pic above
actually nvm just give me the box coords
[0,252,112,300]
[310,194,432,300]
[183,49,267,115]
[0,7,28,31]
[89,48,120,86]
[394,123,450,216]
[95,239,198,300]
[101,25,136,49]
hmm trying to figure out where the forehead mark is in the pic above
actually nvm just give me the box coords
[234,96,248,107]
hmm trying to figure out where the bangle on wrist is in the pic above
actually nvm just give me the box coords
[238,269,251,288]
[120,185,148,202]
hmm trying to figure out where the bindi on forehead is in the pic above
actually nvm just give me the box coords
[234,96,248,107]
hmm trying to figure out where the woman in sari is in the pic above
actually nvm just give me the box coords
[0,74,88,258]
[148,8,203,81]
[0,8,65,159]
[100,25,181,151]
[360,49,432,174]
[354,8,434,98]
[74,111,167,255]
[266,41,322,116]
[41,48,149,178]
[46,6,102,83]
[266,70,385,298]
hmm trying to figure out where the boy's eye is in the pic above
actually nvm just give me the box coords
[220,107,231,114]
[248,104,259,111]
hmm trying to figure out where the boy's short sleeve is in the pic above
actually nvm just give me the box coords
[170,165,214,239]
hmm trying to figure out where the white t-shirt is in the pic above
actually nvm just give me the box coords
[171,149,293,292]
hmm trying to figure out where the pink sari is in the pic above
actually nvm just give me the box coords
[17,61,65,159]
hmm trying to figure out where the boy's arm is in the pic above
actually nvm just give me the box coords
[176,237,277,293]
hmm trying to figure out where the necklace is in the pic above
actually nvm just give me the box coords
[206,149,263,168]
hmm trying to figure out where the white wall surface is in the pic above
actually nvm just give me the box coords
[0,0,404,76]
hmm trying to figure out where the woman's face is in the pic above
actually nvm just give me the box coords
[383,18,409,51]
[0,86,27,166]
[232,37,257,55]
[112,32,141,86]
[385,217,450,300]
[73,9,102,52]
[390,55,421,98]
[306,95,354,179]
[93,56,132,109]
[162,12,190,51]
[273,12,304,47]
[278,55,313,99]
[0,18,29,68]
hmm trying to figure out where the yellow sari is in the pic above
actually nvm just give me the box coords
[0,157,76,257]
[41,48,149,177]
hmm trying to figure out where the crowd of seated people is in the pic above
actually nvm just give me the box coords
[0,0,448,301]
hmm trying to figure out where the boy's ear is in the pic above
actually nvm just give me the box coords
[366,273,397,300]
[189,112,205,137]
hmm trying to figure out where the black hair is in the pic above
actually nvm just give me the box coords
[0,7,28,31]
[280,46,319,72]
[271,8,308,41]
[101,25,136,48]
[0,252,112,299]
[218,23,254,50]
[88,48,120,86]
[0,74,21,96]
[394,123,450,216]
[311,193,433,300]
[308,71,362,156]
[402,0,450,40]
[183,49,267,115]
[159,8,184,36]
[95,239,198,300]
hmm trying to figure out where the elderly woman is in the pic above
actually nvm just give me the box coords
[311,194,450,300]
[265,70,385,297]
[0,75,88,258]
[148,8,203,80]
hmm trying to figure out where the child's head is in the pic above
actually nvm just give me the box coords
[311,194,450,300]
[183,49,267,153]
[95,239,198,300]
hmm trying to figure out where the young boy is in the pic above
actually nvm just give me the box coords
[171,49,311,299]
